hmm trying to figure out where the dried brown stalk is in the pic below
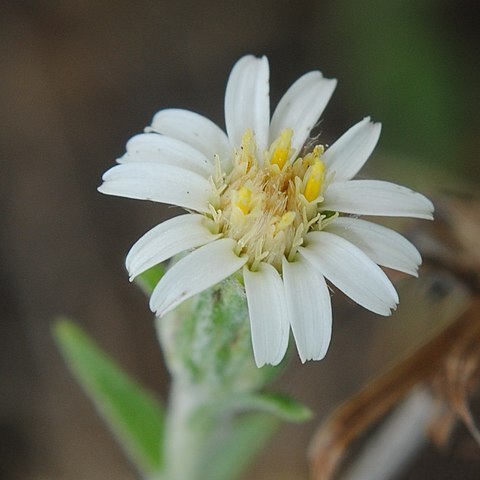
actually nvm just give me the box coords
[309,297,480,480]
[430,307,480,447]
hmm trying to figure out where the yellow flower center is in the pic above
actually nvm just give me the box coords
[209,129,334,271]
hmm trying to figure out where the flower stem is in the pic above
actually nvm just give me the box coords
[155,280,281,480]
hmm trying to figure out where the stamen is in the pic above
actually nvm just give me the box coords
[213,128,335,271]
[208,204,222,228]
[288,224,305,261]
[213,154,223,183]
[269,129,293,170]
[275,211,296,233]
[239,129,256,172]
[304,159,325,202]
[232,186,252,215]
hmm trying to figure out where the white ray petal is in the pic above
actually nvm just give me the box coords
[300,231,399,316]
[118,133,213,177]
[282,256,332,363]
[150,239,246,316]
[98,163,212,213]
[323,180,434,219]
[270,71,337,157]
[243,263,290,367]
[126,214,221,280]
[323,117,381,182]
[326,217,422,276]
[148,108,231,165]
[224,55,270,154]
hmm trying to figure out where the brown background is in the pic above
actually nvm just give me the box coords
[1,1,479,479]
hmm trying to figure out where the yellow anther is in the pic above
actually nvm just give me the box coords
[304,160,325,202]
[269,129,293,170]
[232,186,252,215]
[221,127,332,269]
[239,129,256,171]
[276,211,296,232]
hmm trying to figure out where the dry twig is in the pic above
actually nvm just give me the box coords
[309,297,480,480]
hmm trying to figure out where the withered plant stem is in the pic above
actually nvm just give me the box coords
[309,297,480,480]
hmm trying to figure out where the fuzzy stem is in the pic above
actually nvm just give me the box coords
[154,280,281,480]
[162,382,210,479]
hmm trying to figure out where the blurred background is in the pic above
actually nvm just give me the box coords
[1,0,479,479]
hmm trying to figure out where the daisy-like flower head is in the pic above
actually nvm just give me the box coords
[99,55,433,367]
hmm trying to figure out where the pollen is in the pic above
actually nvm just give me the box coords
[268,129,293,170]
[238,129,256,172]
[304,158,326,202]
[232,186,252,214]
[276,211,296,232]
[211,129,333,271]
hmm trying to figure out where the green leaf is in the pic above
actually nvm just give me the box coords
[135,264,165,295]
[53,318,164,475]
[233,392,313,422]
[206,413,280,480]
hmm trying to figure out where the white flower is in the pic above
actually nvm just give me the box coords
[99,55,433,367]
